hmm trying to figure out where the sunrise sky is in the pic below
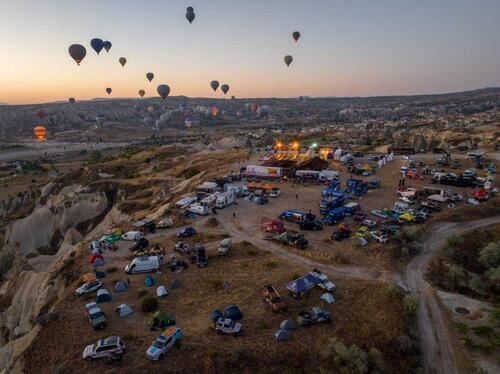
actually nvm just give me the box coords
[1,0,499,104]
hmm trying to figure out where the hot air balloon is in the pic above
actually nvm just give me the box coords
[133,104,141,112]
[221,84,230,95]
[68,44,86,65]
[251,103,259,113]
[186,7,195,24]
[292,31,301,42]
[185,119,193,129]
[147,106,155,113]
[90,38,104,54]
[257,105,270,117]
[69,97,76,104]
[103,41,112,52]
[210,107,219,117]
[36,110,45,119]
[245,103,252,111]
[210,80,219,92]
[284,55,293,67]
[95,114,107,123]
[106,88,112,95]
[144,117,153,126]
[119,57,127,67]
[34,126,46,141]
[138,89,145,98]
[146,72,154,82]
[157,84,170,100]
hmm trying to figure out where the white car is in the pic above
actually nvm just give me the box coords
[121,231,144,241]
[370,231,389,244]
[362,219,377,228]
[83,336,125,361]
[467,198,480,205]
[215,318,242,336]
[76,280,102,296]
[269,189,281,198]
[217,238,232,256]
[146,327,183,360]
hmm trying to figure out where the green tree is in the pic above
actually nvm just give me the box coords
[447,264,466,290]
[468,274,488,296]
[89,150,102,162]
[141,296,159,312]
[479,242,500,269]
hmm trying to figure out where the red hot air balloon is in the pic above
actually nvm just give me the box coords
[251,104,258,113]
[292,31,301,42]
[211,107,219,117]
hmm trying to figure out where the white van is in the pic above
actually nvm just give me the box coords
[187,203,210,215]
[125,256,161,274]
[217,238,232,255]
[121,231,144,241]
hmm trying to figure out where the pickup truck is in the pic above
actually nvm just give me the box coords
[215,318,242,336]
[85,302,107,330]
[297,307,331,326]
[262,284,287,312]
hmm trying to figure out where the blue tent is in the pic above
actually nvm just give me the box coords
[95,271,106,279]
[223,304,243,321]
[114,281,127,292]
[211,309,223,323]
[170,279,180,289]
[93,258,105,267]
[286,274,320,294]
[96,289,112,303]
[144,275,155,287]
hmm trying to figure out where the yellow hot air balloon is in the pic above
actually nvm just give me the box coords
[138,89,145,98]
[34,126,46,141]
[119,57,127,67]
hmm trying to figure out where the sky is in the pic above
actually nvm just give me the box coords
[0,0,499,104]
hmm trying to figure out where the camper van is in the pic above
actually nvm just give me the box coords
[216,192,236,209]
[187,203,210,216]
[217,238,232,255]
[125,256,162,274]
[121,231,145,241]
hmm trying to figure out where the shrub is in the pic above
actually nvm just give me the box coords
[385,283,404,300]
[106,266,117,273]
[137,289,148,298]
[264,261,278,269]
[468,274,488,296]
[393,226,423,259]
[479,242,500,269]
[89,150,102,162]
[447,264,466,290]
[207,217,219,226]
[447,235,464,247]
[404,295,419,316]
[321,338,369,373]
[141,296,159,312]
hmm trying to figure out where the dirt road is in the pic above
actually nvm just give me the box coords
[405,215,500,374]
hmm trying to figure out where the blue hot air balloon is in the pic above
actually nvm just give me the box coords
[90,38,104,55]
[103,41,112,52]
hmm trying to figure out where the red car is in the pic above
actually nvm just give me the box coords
[353,211,366,221]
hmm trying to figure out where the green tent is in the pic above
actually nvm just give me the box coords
[148,311,175,330]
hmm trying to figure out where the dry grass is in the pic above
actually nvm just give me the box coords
[23,240,416,374]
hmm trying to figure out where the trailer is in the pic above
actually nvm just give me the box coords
[278,210,314,223]
[187,203,210,215]
[319,195,345,215]
[319,170,340,182]
[244,165,283,178]
[346,179,368,196]
[295,170,320,180]
[323,207,346,225]
[215,191,236,209]
[261,217,285,234]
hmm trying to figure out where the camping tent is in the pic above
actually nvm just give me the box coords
[211,309,223,323]
[115,304,133,317]
[170,279,180,289]
[114,281,127,292]
[144,275,155,287]
[88,253,104,264]
[93,258,104,266]
[223,305,243,321]
[286,274,320,295]
[280,319,296,331]
[156,286,168,297]
[274,329,291,341]
[95,271,106,279]
[96,289,112,303]
[320,293,335,304]
[149,311,175,330]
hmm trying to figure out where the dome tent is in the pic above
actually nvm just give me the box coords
[211,309,223,323]
[156,286,168,297]
[274,329,291,341]
[96,289,112,303]
[223,304,243,321]
[170,279,180,289]
[144,275,155,287]
[115,304,133,317]
[114,281,127,292]
[280,319,296,331]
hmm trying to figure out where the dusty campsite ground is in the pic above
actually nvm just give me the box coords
[23,228,417,374]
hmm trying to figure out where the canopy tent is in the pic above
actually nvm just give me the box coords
[144,275,155,287]
[156,286,168,297]
[83,273,97,283]
[320,292,335,304]
[96,288,112,303]
[286,274,320,295]
[93,258,105,266]
[114,281,127,292]
[274,329,291,341]
[115,304,133,317]
[280,319,296,331]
